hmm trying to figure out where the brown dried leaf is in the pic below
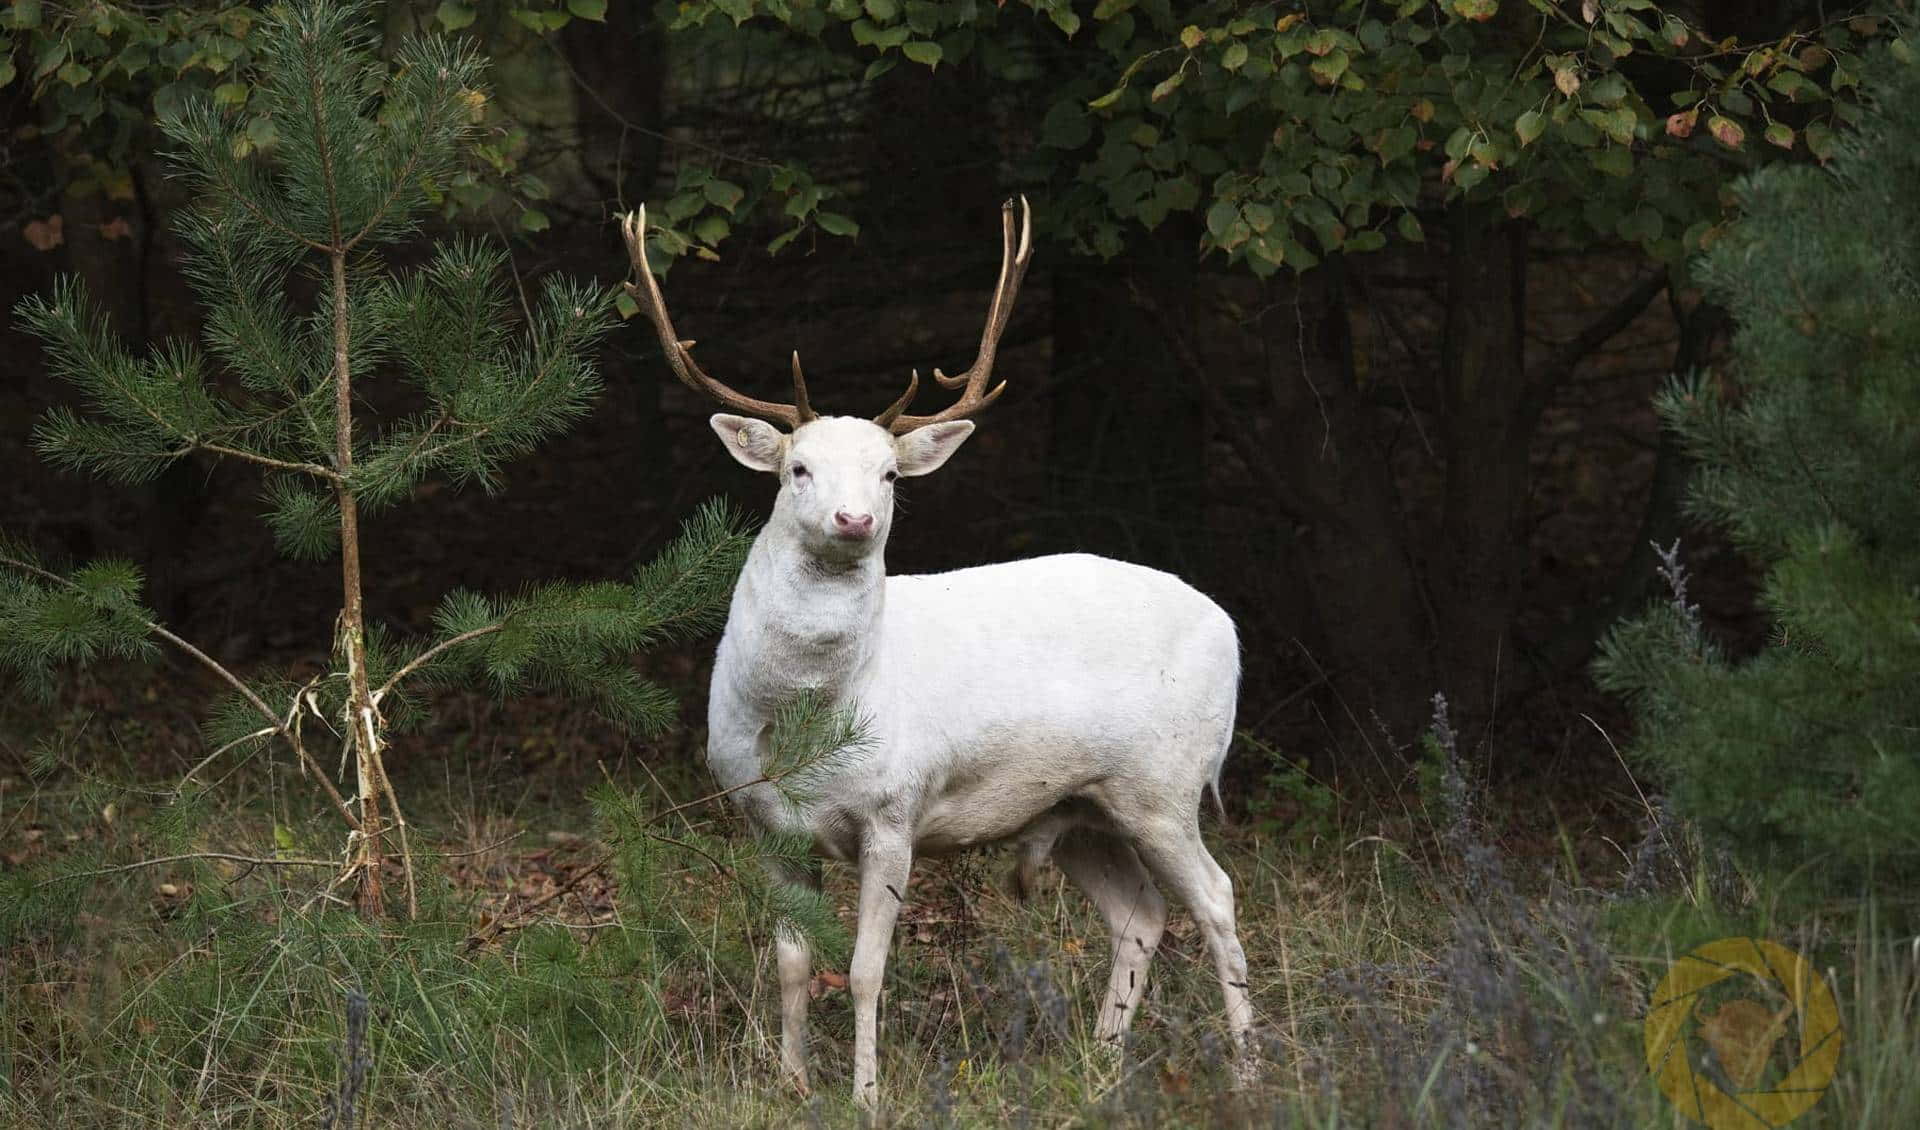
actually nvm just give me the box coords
[23,215,64,251]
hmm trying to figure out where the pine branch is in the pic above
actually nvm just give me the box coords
[201,441,341,480]
[373,624,504,702]
[0,551,360,833]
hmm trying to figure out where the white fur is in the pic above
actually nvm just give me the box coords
[703,413,1253,1106]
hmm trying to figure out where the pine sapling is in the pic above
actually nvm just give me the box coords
[3,0,754,918]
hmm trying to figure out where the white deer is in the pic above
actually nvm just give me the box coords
[621,199,1254,1106]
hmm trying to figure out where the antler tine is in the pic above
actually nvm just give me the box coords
[790,352,817,424]
[883,196,1033,434]
[872,369,921,429]
[620,207,809,429]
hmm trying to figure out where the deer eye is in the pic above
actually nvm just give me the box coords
[883,469,898,483]
[790,463,810,480]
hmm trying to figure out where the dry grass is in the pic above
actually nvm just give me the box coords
[2,711,1916,1129]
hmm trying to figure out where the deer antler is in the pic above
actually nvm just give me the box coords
[877,196,1034,434]
[621,207,817,429]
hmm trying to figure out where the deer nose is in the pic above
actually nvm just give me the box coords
[833,510,875,537]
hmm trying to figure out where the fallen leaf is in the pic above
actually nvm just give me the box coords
[98,216,133,241]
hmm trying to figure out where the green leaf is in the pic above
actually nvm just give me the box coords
[1242,202,1274,233]
[1453,0,1498,21]
[902,40,942,67]
[245,114,278,150]
[1222,43,1249,70]
[1397,211,1424,242]
[1586,72,1628,105]
[1804,121,1835,161]
[815,211,860,237]
[1590,146,1633,176]
[1309,48,1349,84]
[1049,6,1081,37]
[518,208,551,232]
[274,823,297,852]
[2,0,41,31]
[615,290,641,320]
[767,226,802,254]
[1205,199,1239,239]
[436,1,476,30]
[1514,110,1544,147]
[703,178,746,213]
[33,39,64,81]
[1088,87,1125,110]
[865,0,899,19]
[1150,71,1184,102]
[864,56,898,82]
[1763,121,1794,150]
[567,0,608,21]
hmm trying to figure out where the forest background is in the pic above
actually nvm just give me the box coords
[1,0,1915,1126]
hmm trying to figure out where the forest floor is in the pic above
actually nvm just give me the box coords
[3,675,1914,1129]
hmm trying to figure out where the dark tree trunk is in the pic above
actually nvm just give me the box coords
[1432,206,1531,724]
[1255,266,1433,772]
[1048,230,1206,574]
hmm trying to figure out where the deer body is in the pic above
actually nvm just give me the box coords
[710,544,1241,863]
[621,200,1254,1108]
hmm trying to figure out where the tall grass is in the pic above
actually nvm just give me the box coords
[3,717,1915,1128]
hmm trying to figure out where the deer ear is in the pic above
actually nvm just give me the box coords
[710,414,787,473]
[894,421,975,477]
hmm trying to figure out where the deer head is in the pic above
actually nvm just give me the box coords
[621,198,1033,562]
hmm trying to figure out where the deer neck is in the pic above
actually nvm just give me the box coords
[725,519,887,709]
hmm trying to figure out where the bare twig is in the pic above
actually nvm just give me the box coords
[36,852,338,886]
[462,849,615,952]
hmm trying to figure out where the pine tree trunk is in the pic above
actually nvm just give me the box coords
[328,248,399,919]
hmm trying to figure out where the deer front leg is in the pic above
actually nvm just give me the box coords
[849,827,913,1109]
[770,857,823,1094]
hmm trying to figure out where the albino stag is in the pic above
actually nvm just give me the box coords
[620,199,1253,1106]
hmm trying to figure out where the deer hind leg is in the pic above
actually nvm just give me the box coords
[1052,828,1168,1043]
[1128,818,1256,1071]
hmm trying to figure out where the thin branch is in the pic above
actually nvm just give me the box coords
[372,623,503,702]
[1529,269,1670,394]
[180,725,278,785]
[462,849,615,952]
[1124,281,1321,529]
[37,852,339,886]
[204,163,330,252]
[427,831,523,859]
[0,552,360,833]
[643,774,779,828]
[199,441,342,480]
